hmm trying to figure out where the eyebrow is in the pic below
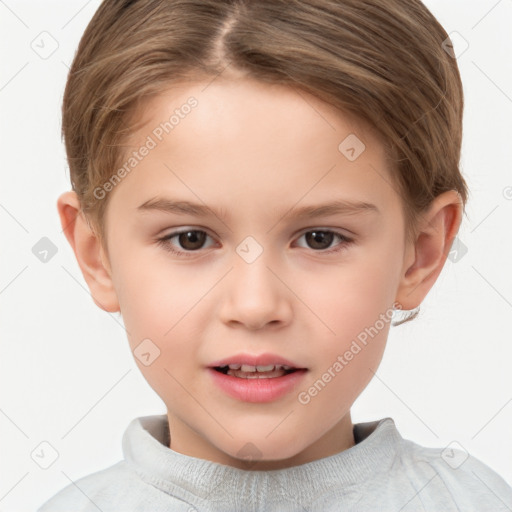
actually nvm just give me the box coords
[136,197,379,221]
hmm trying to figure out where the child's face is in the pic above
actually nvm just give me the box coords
[98,77,414,468]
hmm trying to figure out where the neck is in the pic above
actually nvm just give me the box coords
[166,410,355,470]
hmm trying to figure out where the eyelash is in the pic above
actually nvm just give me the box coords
[155,228,354,258]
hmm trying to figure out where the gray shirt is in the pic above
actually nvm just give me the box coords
[38,414,512,511]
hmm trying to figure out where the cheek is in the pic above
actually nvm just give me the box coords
[116,274,174,345]
[303,256,398,341]
[116,277,200,404]
[297,287,391,425]
[111,241,194,339]
[109,251,195,381]
[295,250,399,402]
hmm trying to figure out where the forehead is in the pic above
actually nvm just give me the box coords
[134,76,379,154]
[108,77,401,223]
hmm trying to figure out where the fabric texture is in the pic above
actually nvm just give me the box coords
[38,414,512,511]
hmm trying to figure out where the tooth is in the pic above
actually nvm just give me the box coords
[256,364,275,372]
[227,367,290,378]
[224,363,296,372]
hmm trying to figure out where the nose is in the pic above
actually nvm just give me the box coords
[218,251,293,331]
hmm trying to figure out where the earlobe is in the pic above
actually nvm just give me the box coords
[395,190,463,310]
[57,191,120,313]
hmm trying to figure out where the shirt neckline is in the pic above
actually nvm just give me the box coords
[122,414,402,507]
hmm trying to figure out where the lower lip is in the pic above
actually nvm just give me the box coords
[207,368,308,403]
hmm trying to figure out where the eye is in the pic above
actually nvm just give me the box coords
[294,229,353,254]
[156,228,353,258]
[156,229,215,257]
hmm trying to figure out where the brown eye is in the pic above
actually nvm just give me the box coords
[295,229,353,254]
[304,230,335,250]
[175,230,207,251]
[156,229,214,257]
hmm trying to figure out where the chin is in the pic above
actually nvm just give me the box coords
[217,433,307,468]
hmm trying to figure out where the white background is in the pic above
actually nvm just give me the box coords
[1,1,511,510]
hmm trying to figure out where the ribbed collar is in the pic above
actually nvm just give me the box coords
[122,414,402,509]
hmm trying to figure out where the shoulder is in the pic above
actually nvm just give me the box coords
[37,461,132,511]
[389,435,512,511]
[37,460,189,512]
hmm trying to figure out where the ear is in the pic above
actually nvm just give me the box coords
[57,191,120,313]
[395,190,463,310]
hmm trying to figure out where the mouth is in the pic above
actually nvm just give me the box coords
[213,364,299,379]
[208,353,307,380]
[208,359,308,403]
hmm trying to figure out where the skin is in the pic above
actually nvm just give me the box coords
[58,76,462,470]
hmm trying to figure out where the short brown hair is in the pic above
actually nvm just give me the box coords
[62,0,469,324]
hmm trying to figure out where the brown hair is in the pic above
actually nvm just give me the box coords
[62,0,469,325]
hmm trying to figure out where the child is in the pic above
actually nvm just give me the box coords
[40,0,512,510]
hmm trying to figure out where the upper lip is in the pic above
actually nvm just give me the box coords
[209,352,306,369]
